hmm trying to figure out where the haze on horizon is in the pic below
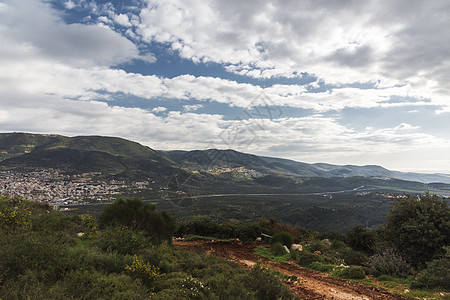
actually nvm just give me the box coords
[0,0,449,173]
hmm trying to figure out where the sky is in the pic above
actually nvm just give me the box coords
[1,0,450,173]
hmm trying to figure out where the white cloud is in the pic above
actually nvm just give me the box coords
[0,0,140,67]
[183,104,203,112]
[64,1,76,9]
[136,0,450,101]
[151,107,167,113]
[1,0,450,172]
[394,123,419,131]
[114,13,132,27]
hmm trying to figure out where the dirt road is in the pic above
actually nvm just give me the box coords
[175,240,407,300]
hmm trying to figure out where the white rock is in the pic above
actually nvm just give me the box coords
[290,244,303,252]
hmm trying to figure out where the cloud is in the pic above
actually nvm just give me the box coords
[151,107,168,113]
[114,13,132,27]
[394,123,419,131]
[0,0,140,67]
[183,104,203,112]
[1,0,449,173]
[136,0,450,99]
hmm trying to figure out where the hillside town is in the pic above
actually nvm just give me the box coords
[0,169,152,207]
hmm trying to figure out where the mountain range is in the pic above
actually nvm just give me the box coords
[1,132,450,192]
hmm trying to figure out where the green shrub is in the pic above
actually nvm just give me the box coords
[0,206,32,232]
[308,240,327,253]
[331,239,346,250]
[255,247,290,263]
[309,262,334,272]
[270,232,294,248]
[346,225,375,255]
[366,249,412,278]
[248,262,298,300]
[338,266,366,279]
[100,198,177,245]
[340,248,368,266]
[271,242,288,256]
[94,226,151,255]
[411,246,450,290]
[125,255,164,287]
[0,230,69,283]
[384,193,450,268]
[68,246,133,274]
[58,269,148,299]
[297,251,321,267]
[31,211,78,234]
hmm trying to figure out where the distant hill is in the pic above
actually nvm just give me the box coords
[163,148,450,184]
[0,133,188,182]
[1,133,450,192]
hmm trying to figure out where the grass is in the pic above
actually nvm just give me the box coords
[254,246,291,263]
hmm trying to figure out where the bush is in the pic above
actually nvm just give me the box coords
[270,232,294,248]
[100,198,177,245]
[411,246,450,290]
[331,239,346,250]
[58,269,148,299]
[68,246,133,274]
[338,266,366,279]
[384,193,450,268]
[346,225,375,255]
[0,206,32,232]
[271,242,288,256]
[0,230,69,283]
[309,262,334,272]
[308,240,327,253]
[366,249,412,278]
[94,226,151,255]
[340,248,368,266]
[248,262,297,300]
[297,251,321,267]
[125,255,164,287]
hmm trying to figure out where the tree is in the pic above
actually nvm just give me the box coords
[100,198,177,245]
[384,193,450,268]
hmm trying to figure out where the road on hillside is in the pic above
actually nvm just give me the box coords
[175,240,407,300]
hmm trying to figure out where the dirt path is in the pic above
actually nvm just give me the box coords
[175,240,407,300]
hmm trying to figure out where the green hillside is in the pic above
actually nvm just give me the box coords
[0,133,188,182]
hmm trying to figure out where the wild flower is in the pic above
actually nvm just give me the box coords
[0,207,32,231]
[125,254,164,285]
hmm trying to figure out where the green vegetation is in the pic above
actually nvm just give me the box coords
[100,198,177,245]
[384,193,450,268]
[0,196,299,299]
[335,266,366,279]
[270,231,294,248]
[254,246,291,263]
[366,249,412,277]
[412,246,450,290]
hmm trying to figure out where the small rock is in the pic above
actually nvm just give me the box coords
[290,244,303,252]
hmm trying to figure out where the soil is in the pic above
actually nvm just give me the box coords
[175,240,408,300]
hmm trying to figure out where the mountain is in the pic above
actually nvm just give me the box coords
[392,171,450,184]
[0,133,188,182]
[164,149,450,184]
[1,133,450,188]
